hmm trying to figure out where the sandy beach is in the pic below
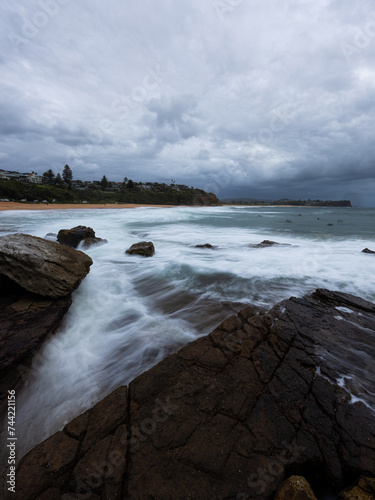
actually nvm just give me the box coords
[0,202,177,211]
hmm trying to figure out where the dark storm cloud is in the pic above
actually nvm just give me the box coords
[0,0,375,204]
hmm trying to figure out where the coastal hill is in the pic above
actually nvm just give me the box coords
[0,168,219,206]
[221,198,352,207]
[0,179,219,206]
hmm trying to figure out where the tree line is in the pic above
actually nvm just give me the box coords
[42,165,73,187]
[42,166,135,191]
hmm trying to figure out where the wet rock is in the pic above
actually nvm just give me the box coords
[0,277,72,400]
[125,241,155,257]
[8,387,128,500]
[57,225,107,249]
[6,289,375,499]
[254,239,292,248]
[362,248,375,254]
[195,243,216,249]
[0,233,92,298]
[275,476,317,500]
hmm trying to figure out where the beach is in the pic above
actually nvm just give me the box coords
[0,202,176,211]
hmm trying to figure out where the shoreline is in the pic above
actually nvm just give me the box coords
[0,202,178,211]
[0,202,354,211]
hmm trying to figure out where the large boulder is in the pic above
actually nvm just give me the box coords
[6,289,375,499]
[125,241,155,257]
[0,233,92,298]
[57,225,107,249]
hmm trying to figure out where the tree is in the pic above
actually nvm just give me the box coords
[42,169,55,185]
[100,175,109,190]
[62,165,73,188]
[127,179,134,189]
[55,173,64,186]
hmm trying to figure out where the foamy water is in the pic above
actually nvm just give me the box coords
[1,205,375,459]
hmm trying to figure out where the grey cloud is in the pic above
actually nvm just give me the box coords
[0,0,374,205]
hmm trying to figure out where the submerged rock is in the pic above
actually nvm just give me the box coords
[195,243,216,249]
[362,248,375,254]
[125,241,155,257]
[254,239,292,248]
[0,233,92,298]
[7,289,375,499]
[57,225,107,248]
[44,232,57,241]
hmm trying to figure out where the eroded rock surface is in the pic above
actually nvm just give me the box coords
[6,289,375,499]
[0,233,93,298]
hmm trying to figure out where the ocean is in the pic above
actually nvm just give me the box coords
[1,205,375,459]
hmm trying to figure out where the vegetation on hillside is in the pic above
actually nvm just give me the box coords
[0,179,219,206]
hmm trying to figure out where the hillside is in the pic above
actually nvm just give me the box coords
[0,180,219,206]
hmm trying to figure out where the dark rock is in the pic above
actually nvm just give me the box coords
[8,387,128,500]
[254,239,292,248]
[195,243,216,249]
[362,248,375,254]
[57,225,107,248]
[0,233,92,298]
[125,241,155,257]
[0,283,72,388]
[6,289,375,499]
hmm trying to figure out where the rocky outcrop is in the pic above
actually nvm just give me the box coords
[0,233,92,298]
[6,289,375,499]
[57,226,107,249]
[362,248,375,254]
[0,276,72,397]
[125,241,155,257]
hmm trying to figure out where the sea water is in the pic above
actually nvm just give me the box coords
[1,205,375,459]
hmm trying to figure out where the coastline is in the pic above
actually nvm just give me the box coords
[0,202,178,211]
[0,202,353,211]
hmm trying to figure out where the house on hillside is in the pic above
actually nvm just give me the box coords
[25,172,43,184]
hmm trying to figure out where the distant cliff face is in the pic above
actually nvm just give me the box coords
[192,189,220,205]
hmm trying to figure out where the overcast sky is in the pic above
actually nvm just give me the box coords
[1,0,375,205]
